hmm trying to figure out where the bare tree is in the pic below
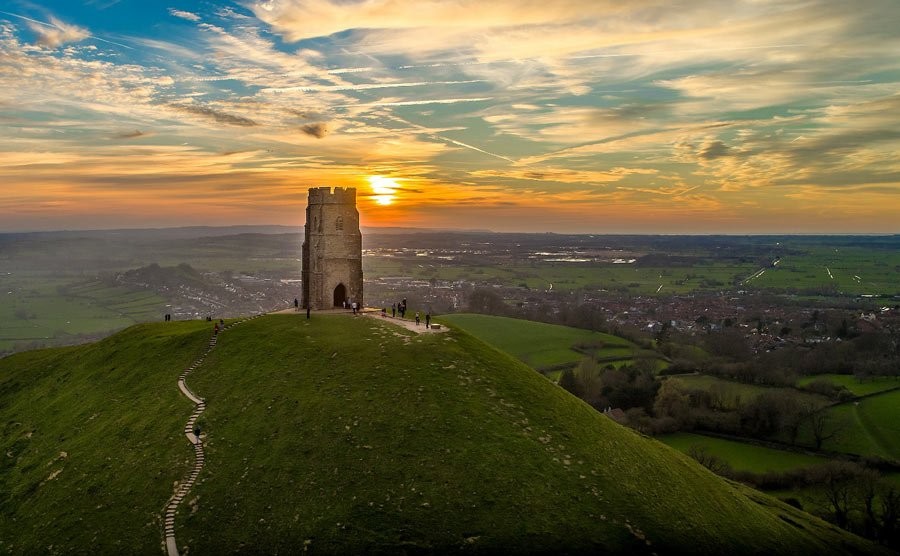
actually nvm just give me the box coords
[811,461,861,529]
[687,444,731,476]
[807,408,841,450]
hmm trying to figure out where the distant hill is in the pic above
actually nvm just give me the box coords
[0,315,882,554]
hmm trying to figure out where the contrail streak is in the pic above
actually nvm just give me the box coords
[335,97,492,108]
[388,114,514,163]
[0,10,133,49]
[262,79,483,94]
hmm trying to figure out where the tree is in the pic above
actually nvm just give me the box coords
[575,358,603,408]
[807,409,841,450]
[558,369,581,397]
[653,378,693,429]
[879,486,900,548]
[466,288,509,316]
[811,461,861,529]
[687,445,731,476]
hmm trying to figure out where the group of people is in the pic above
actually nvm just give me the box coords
[380,299,432,328]
[391,299,408,319]
[206,316,224,334]
[414,311,432,328]
[163,313,173,322]
[342,300,361,314]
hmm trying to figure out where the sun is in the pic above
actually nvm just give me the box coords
[368,175,399,205]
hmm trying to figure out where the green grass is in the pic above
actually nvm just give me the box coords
[750,246,900,296]
[437,313,642,370]
[0,274,165,352]
[658,432,828,473]
[0,321,210,553]
[1,315,880,554]
[806,390,900,461]
[787,389,900,461]
[797,374,900,397]
[179,314,874,554]
[675,375,830,410]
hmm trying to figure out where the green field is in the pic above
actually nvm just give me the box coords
[658,432,827,473]
[365,240,900,297]
[674,375,830,410]
[805,390,900,461]
[749,246,900,296]
[437,313,644,370]
[797,374,900,397]
[0,273,165,352]
[365,258,755,296]
[0,315,879,554]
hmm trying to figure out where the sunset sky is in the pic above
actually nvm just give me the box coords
[1,0,898,233]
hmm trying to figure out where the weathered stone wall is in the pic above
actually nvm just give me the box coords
[301,187,364,309]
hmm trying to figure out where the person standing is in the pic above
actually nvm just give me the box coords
[391,303,396,318]
[294,298,299,311]
[425,313,431,329]
[415,312,420,326]
[306,306,311,319]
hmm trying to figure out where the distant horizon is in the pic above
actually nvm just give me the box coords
[1,223,896,237]
[1,1,898,233]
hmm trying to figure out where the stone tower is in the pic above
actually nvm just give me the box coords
[301,187,363,310]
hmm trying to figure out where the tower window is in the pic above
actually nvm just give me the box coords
[335,216,344,231]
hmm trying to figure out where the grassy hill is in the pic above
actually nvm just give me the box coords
[0,314,882,554]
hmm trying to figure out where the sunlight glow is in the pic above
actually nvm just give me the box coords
[368,175,399,206]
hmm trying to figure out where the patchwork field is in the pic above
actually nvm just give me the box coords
[0,273,164,352]
[750,246,900,296]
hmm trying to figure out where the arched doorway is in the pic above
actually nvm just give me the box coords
[333,283,346,307]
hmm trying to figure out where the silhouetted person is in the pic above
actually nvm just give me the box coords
[425,313,431,328]
[294,298,299,311]
[391,303,396,318]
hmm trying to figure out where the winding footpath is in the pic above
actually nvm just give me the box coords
[163,315,262,556]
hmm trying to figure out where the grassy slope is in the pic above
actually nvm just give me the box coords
[437,313,639,369]
[658,432,827,473]
[803,390,900,461]
[797,374,900,397]
[176,314,873,555]
[0,321,210,554]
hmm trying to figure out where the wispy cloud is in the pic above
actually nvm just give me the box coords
[300,122,328,138]
[169,103,259,126]
[168,8,201,22]
[0,11,89,47]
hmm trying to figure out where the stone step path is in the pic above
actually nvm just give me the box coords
[163,314,264,556]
